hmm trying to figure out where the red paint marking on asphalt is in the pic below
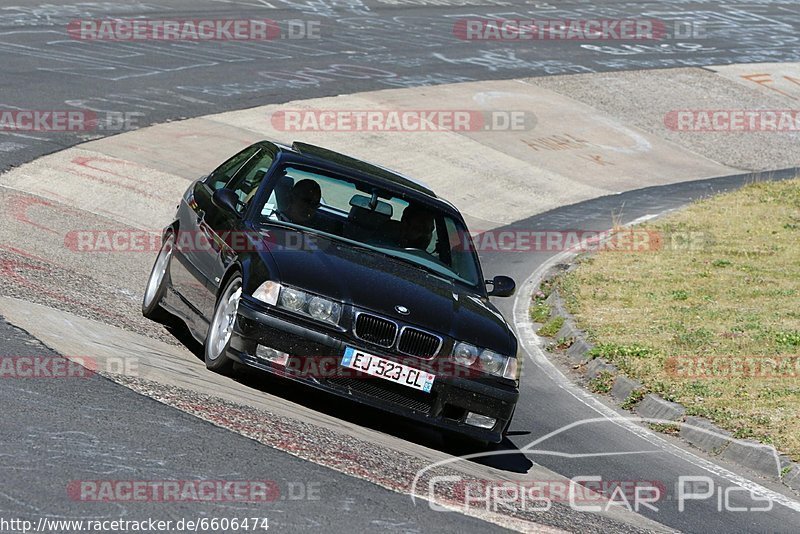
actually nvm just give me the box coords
[70,156,172,200]
[66,168,166,201]
[4,193,87,236]
[0,244,90,277]
[0,244,65,267]
[0,257,46,275]
[72,155,149,180]
[0,244,128,322]
[37,188,138,222]
[6,195,59,235]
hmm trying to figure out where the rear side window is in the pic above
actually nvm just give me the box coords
[206,145,260,191]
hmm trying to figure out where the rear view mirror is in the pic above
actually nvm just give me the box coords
[487,275,516,297]
[349,194,393,217]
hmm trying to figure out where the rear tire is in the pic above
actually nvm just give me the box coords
[142,232,174,322]
[204,274,242,374]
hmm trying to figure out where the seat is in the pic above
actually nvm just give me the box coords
[242,169,269,206]
[273,175,295,212]
[345,205,391,243]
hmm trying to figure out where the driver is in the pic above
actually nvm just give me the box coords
[280,179,321,225]
[398,204,434,250]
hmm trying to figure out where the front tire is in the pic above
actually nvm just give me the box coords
[204,274,242,374]
[142,232,174,322]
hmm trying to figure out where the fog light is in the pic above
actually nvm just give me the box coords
[256,345,289,366]
[465,412,496,429]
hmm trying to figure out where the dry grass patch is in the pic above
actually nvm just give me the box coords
[558,178,800,460]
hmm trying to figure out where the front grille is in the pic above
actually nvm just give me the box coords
[354,313,397,347]
[398,327,442,358]
[327,377,433,414]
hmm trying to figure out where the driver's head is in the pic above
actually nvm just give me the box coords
[400,204,434,249]
[286,179,321,224]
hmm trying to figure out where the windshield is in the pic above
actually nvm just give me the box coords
[253,164,482,287]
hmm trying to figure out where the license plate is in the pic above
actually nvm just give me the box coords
[341,347,435,393]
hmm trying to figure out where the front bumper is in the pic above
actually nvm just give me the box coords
[230,297,519,443]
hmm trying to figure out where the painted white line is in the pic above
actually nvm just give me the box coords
[511,216,800,514]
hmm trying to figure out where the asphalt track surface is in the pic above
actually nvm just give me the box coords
[1,0,800,532]
[2,0,800,172]
[0,318,512,533]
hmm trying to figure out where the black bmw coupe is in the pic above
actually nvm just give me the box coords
[142,140,520,443]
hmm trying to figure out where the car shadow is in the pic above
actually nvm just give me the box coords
[160,316,533,474]
[162,315,205,358]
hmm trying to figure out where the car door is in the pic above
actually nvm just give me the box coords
[195,146,276,319]
[171,144,261,317]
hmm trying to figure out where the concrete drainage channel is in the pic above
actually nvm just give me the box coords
[530,207,800,495]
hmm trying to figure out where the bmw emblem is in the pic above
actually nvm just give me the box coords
[395,305,410,316]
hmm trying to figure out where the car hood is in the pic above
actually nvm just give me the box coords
[260,227,515,354]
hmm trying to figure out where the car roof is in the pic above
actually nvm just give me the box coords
[269,140,440,199]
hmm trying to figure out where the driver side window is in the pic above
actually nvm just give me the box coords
[225,150,275,214]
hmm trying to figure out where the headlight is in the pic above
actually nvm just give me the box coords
[308,296,341,324]
[253,282,341,326]
[452,341,518,379]
[452,342,479,366]
[480,349,507,376]
[280,287,306,312]
[253,281,281,306]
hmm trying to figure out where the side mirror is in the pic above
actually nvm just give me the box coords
[487,275,516,297]
[212,188,240,214]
